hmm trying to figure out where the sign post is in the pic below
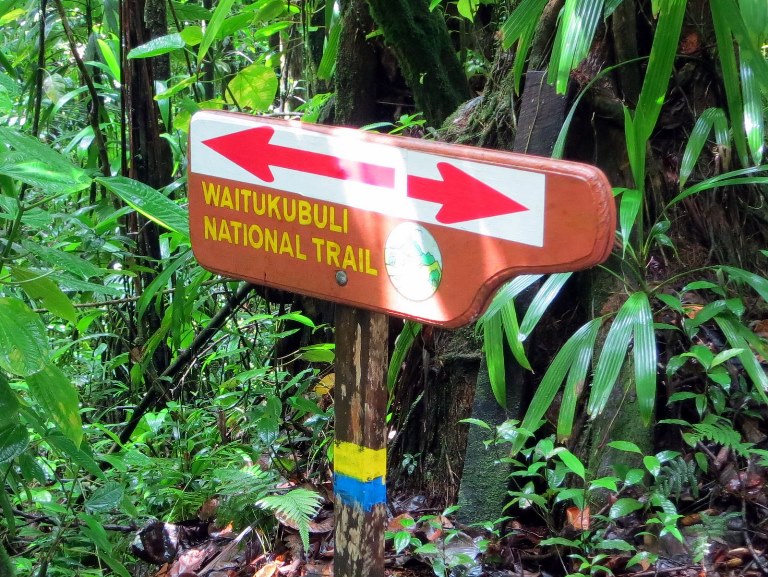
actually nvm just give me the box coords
[187,110,616,576]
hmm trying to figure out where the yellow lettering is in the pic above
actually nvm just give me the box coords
[230,221,242,244]
[314,204,327,229]
[265,227,278,253]
[253,192,266,215]
[283,198,296,222]
[298,201,312,226]
[279,232,294,257]
[342,245,358,271]
[248,224,263,248]
[365,249,378,276]
[236,188,252,213]
[204,215,217,239]
[326,240,341,267]
[218,219,232,243]
[329,207,342,233]
[312,237,325,262]
[220,186,233,210]
[267,195,281,220]
[295,235,307,260]
[202,181,220,206]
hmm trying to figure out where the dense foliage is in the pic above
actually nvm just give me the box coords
[0,0,766,576]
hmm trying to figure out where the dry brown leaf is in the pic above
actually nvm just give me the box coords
[254,562,281,577]
[565,506,590,531]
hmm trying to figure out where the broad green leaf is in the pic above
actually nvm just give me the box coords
[298,344,335,363]
[624,468,645,485]
[197,0,237,66]
[225,64,278,111]
[11,267,78,324]
[180,26,203,46]
[557,448,585,479]
[715,315,768,403]
[97,39,121,81]
[679,108,729,188]
[0,152,90,195]
[457,0,478,20]
[607,440,642,454]
[317,14,341,81]
[501,0,549,50]
[481,275,542,319]
[500,300,531,371]
[557,318,602,441]
[633,0,686,143]
[632,291,657,425]
[710,1,749,165]
[127,33,185,59]
[44,430,103,478]
[137,250,192,319]
[670,164,768,206]
[483,313,507,408]
[643,455,661,476]
[155,75,199,100]
[0,128,89,185]
[721,266,768,303]
[519,273,572,338]
[78,513,113,554]
[618,188,641,252]
[0,297,48,377]
[460,418,492,430]
[519,318,601,449]
[548,0,604,94]
[711,348,744,367]
[255,0,286,21]
[740,59,765,164]
[0,373,18,430]
[0,423,28,463]
[85,481,124,513]
[23,241,105,280]
[609,497,644,519]
[27,364,83,447]
[97,176,190,238]
[252,20,292,40]
[172,1,212,20]
[597,539,635,551]
[588,294,639,417]
[590,477,619,491]
[387,321,421,394]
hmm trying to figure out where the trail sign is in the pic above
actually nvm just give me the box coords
[188,111,615,328]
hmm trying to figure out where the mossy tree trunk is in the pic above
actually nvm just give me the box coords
[364,0,471,126]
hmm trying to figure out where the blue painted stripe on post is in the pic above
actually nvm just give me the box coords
[334,473,386,511]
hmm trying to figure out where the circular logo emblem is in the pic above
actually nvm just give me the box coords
[384,222,443,301]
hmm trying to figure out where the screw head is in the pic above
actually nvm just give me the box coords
[335,270,348,286]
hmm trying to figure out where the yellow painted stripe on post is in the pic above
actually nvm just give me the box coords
[334,441,386,483]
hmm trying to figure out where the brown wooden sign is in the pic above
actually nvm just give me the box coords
[188,111,615,328]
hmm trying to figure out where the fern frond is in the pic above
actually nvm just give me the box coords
[690,416,752,456]
[257,488,323,551]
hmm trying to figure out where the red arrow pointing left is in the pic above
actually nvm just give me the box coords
[203,126,395,188]
[201,126,529,225]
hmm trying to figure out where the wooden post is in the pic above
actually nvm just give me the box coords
[334,306,388,577]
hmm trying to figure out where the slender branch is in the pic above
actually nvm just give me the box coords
[110,282,256,452]
[31,0,47,137]
[13,509,136,533]
[51,0,112,177]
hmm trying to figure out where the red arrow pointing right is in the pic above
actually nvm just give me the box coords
[407,162,529,224]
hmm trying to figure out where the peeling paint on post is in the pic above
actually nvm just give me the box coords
[334,306,388,577]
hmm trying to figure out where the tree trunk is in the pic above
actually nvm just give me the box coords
[122,0,173,393]
[364,0,470,126]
